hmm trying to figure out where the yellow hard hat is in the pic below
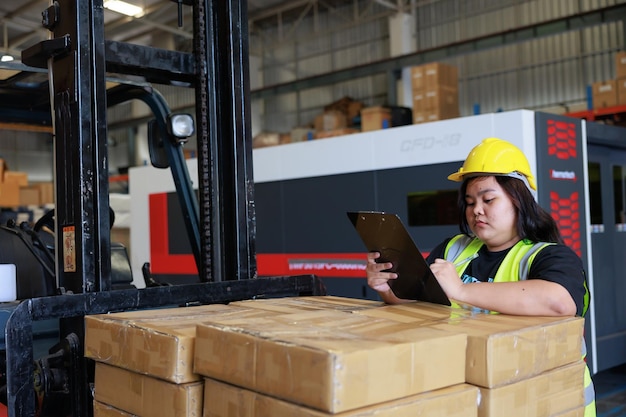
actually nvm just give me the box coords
[447,137,536,191]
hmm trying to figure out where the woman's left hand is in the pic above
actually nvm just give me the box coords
[429,258,464,300]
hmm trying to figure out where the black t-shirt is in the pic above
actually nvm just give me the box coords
[426,238,587,316]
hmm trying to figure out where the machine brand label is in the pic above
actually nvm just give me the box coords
[400,133,462,152]
[550,169,576,182]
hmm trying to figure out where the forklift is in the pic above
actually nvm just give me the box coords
[0,1,325,416]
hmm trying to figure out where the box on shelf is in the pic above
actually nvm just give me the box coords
[411,62,458,91]
[193,309,467,413]
[203,377,479,417]
[314,110,348,131]
[616,78,626,105]
[19,186,40,206]
[33,182,54,205]
[4,171,28,187]
[413,108,461,124]
[592,80,617,109]
[412,86,459,124]
[94,363,203,417]
[291,127,315,143]
[0,159,6,183]
[314,128,359,139]
[478,361,585,417]
[361,106,392,131]
[0,180,20,207]
[355,303,584,388]
[413,87,458,112]
[323,96,364,126]
[253,132,289,148]
[85,304,280,383]
[616,51,626,80]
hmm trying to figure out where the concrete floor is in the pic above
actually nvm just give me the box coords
[595,364,626,417]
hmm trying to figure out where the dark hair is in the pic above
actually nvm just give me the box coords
[457,176,563,244]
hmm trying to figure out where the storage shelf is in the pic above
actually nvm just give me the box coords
[566,105,626,125]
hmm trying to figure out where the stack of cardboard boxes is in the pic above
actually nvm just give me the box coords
[86,296,587,417]
[411,62,460,124]
[592,51,626,109]
[0,158,53,207]
[313,97,363,139]
[357,304,586,417]
[85,297,381,416]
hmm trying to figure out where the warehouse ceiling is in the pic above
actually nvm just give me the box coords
[0,0,390,61]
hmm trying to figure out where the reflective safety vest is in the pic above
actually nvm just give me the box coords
[444,234,596,417]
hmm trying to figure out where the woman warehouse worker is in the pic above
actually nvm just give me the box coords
[365,137,595,416]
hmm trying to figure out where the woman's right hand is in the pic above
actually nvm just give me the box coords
[366,251,397,292]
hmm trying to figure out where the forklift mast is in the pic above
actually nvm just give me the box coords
[22,0,257,293]
[3,1,325,416]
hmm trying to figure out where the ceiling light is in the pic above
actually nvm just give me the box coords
[1,55,14,62]
[103,0,144,17]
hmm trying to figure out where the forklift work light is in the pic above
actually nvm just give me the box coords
[167,113,195,140]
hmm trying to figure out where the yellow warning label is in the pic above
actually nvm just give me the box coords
[63,226,76,272]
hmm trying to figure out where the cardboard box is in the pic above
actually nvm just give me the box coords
[291,127,315,143]
[94,363,203,417]
[0,159,6,183]
[194,309,467,413]
[203,377,479,417]
[253,132,281,148]
[230,295,383,313]
[19,186,40,206]
[323,97,364,125]
[413,86,459,113]
[617,78,626,105]
[85,304,278,383]
[616,51,626,80]
[0,180,20,207]
[313,128,359,139]
[33,182,54,205]
[411,62,458,91]
[314,110,347,131]
[413,108,461,124]
[478,361,585,417]
[356,304,584,388]
[93,401,135,417]
[361,106,391,131]
[4,171,28,187]
[592,80,617,108]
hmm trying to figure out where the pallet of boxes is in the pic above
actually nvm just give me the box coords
[411,62,460,124]
[86,296,586,416]
[594,51,626,111]
[313,97,362,139]
[0,159,53,208]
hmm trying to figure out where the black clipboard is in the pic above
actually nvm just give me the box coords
[347,211,450,306]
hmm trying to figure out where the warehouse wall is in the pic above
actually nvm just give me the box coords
[252,0,625,133]
[0,0,623,185]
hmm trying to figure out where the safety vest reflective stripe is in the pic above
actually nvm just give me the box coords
[444,235,595,416]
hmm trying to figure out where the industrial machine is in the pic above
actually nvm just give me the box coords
[0,1,324,416]
[134,109,626,378]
